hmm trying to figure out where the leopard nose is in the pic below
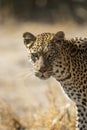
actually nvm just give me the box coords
[39,67,46,73]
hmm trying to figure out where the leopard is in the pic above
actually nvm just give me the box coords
[23,31,87,130]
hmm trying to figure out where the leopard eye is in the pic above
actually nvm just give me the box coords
[31,53,39,62]
[46,53,53,62]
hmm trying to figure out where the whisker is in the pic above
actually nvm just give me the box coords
[15,68,34,80]
[22,72,33,78]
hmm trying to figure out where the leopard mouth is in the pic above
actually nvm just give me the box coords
[35,72,51,80]
[40,75,49,80]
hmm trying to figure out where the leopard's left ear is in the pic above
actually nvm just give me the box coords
[53,31,65,41]
[23,32,36,48]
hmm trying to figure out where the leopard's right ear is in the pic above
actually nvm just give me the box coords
[23,32,36,48]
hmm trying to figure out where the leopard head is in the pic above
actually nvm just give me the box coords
[23,31,65,80]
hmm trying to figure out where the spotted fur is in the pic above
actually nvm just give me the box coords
[23,31,87,130]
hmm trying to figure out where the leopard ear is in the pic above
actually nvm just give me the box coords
[53,31,65,41]
[23,32,36,48]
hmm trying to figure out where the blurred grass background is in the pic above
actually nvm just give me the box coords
[0,0,87,129]
[1,0,87,24]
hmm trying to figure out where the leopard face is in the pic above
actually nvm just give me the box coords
[23,31,65,80]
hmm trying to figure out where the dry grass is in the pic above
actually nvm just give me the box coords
[0,100,26,130]
[0,85,76,130]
